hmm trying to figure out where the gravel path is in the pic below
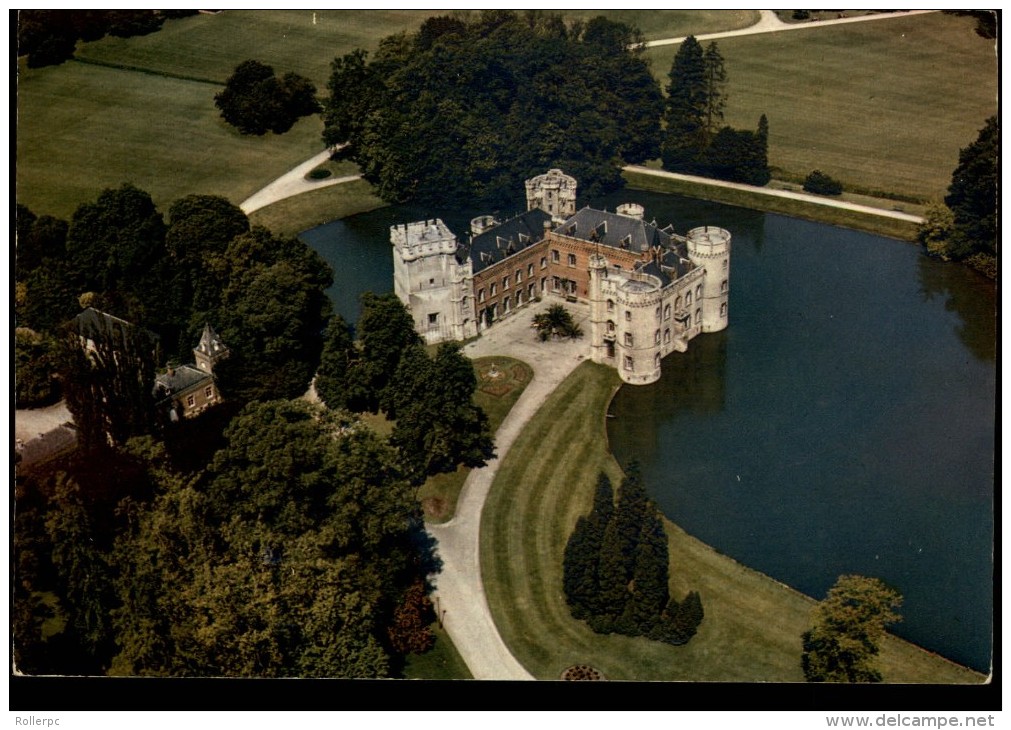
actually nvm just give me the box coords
[644,9,939,48]
[624,166,924,223]
[239,147,361,214]
[426,299,592,680]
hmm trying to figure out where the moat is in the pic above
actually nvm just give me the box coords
[300,190,995,674]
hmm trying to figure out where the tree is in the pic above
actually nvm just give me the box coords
[801,575,903,682]
[532,304,584,341]
[662,35,708,171]
[315,314,372,412]
[803,170,843,196]
[215,60,319,136]
[356,292,422,404]
[15,327,60,408]
[699,125,770,186]
[388,342,495,484]
[702,42,728,145]
[917,202,956,260]
[58,314,159,451]
[563,473,614,618]
[944,116,997,262]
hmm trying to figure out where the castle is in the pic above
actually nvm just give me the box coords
[392,169,730,385]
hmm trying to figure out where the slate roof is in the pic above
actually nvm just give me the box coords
[465,208,554,274]
[153,365,211,400]
[555,207,681,255]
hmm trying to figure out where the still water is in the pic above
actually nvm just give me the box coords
[301,191,995,673]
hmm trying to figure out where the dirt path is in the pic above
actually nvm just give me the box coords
[624,166,924,223]
[644,9,939,48]
[426,300,592,680]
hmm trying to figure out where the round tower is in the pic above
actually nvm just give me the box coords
[686,226,731,333]
[587,253,610,365]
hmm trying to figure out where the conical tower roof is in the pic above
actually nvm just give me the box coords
[196,323,227,357]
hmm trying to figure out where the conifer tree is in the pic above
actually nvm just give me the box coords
[562,473,615,618]
[662,35,707,171]
[617,505,670,636]
[702,42,727,146]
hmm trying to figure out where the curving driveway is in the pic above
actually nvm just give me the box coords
[426,300,592,680]
[239,147,361,214]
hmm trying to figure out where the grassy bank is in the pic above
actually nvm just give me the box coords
[624,170,922,241]
[402,625,473,680]
[480,361,983,682]
[249,178,384,237]
[645,12,997,202]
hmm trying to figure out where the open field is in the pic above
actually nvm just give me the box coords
[564,9,757,41]
[645,12,997,202]
[480,361,983,682]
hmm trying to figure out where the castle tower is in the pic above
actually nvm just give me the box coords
[587,253,611,366]
[686,226,731,333]
[193,323,229,375]
[391,219,476,344]
[525,168,577,223]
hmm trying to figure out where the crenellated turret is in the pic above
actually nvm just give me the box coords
[686,226,731,333]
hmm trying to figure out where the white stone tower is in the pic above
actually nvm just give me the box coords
[525,168,577,222]
[587,253,612,366]
[193,323,229,375]
[391,219,476,344]
[686,225,731,333]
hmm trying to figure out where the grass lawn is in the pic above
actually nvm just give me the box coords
[645,12,997,202]
[623,170,922,242]
[480,361,983,683]
[402,625,473,680]
[249,179,385,237]
[418,357,532,523]
[563,10,758,41]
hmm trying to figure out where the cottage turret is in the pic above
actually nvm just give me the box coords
[193,323,229,375]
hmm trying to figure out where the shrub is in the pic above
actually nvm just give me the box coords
[803,170,843,196]
[306,166,332,180]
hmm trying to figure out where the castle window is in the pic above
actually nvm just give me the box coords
[503,276,509,290]
[551,249,560,263]
[696,284,703,299]
[567,253,576,267]
[624,356,634,371]
[504,296,511,313]
[686,291,692,306]
[429,278,435,285]
[527,263,534,277]
[552,276,561,292]
[491,304,498,321]
[625,310,631,322]
[428,313,439,327]
[516,271,522,284]
[721,302,727,318]
[723,259,728,270]
[607,320,615,333]
[624,333,633,347]
[664,304,671,320]
[664,328,671,344]
[655,306,661,320]
[654,330,661,345]
[491,283,497,296]
[607,299,614,312]
[721,280,728,293]
[654,352,661,369]
[540,257,548,269]
[695,308,702,326]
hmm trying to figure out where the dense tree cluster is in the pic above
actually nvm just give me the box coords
[16,187,333,419]
[315,293,495,486]
[661,37,770,186]
[322,10,663,209]
[918,116,997,278]
[563,470,704,644]
[17,10,195,68]
[215,60,320,136]
[15,402,435,676]
[802,575,903,682]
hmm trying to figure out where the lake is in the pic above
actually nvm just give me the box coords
[301,190,995,674]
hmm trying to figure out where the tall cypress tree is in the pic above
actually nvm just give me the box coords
[702,41,727,147]
[662,35,707,171]
[617,505,670,636]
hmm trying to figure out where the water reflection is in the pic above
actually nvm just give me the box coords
[917,255,996,363]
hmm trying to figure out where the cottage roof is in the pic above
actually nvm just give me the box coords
[73,307,159,346]
[153,365,212,400]
[465,208,554,274]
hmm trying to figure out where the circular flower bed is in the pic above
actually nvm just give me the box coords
[561,665,604,681]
